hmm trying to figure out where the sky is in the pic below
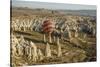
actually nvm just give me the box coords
[11,0,96,10]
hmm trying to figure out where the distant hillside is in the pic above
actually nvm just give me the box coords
[59,10,96,16]
[11,7,96,17]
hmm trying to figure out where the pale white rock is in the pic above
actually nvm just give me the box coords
[38,49,44,61]
[30,41,38,62]
[45,43,51,57]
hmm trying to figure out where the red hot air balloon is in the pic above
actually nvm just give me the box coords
[42,20,55,33]
[42,20,55,43]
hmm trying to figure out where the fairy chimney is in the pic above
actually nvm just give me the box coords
[38,49,44,61]
[30,41,38,62]
[45,42,51,57]
[57,37,62,57]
